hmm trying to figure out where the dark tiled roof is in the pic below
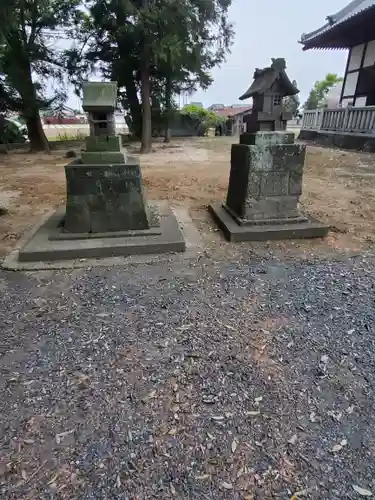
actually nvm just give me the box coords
[300,0,375,45]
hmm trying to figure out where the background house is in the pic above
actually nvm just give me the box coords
[211,104,252,135]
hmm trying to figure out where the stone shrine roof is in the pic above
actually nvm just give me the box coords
[239,59,299,101]
[300,0,375,49]
[82,82,118,112]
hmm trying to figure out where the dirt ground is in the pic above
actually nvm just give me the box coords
[0,137,374,258]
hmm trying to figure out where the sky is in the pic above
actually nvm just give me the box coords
[64,0,348,109]
[190,0,348,107]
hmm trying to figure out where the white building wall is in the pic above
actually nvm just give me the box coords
[347,43,365,71]
[355,96,367,106]
[343,71,359,97]
[363,40,375,67]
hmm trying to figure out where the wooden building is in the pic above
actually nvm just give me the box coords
[300,0,375,108]
[300,0,375,150]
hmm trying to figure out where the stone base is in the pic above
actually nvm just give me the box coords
[298,129,375,152]
[64,156,150,233]
[209,203,329,242]
[15,201,185,263]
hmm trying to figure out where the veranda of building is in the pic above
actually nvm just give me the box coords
[299,0,375,151]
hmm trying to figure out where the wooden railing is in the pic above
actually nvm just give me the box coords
[302,106,375,135]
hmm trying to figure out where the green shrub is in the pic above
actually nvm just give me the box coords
[180,104,224,136]
[0,117,27,144]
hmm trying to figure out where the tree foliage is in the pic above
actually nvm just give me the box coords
[0,0,81,151]
[67,0,234,152]
[0,0,234,152]
[303,73,343,110]
[181,103,224,135]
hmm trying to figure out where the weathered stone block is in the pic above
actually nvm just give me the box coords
[226,140,306,222]
[240,131,295,146]
[64,158,150,233]
[226,145,250,217]
[260,172,289,197]
[85,135,122,152]
[289,171,303,196]
[243,196,301,221]
[248,171,262,197]
[81,151,125,164]
[244,143,306,173]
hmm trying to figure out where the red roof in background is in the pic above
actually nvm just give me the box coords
[214,106,252,117]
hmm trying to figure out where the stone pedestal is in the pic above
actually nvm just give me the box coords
[64,158,151,234]
[209,131,329,241]
[10,80,186,266]
[64,134,151,234]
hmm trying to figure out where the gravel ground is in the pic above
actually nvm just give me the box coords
[1,253,375,499]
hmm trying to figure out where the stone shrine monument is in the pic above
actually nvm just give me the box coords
[14,81,185,264]
[209,58,329,241]
[64,81,151,234]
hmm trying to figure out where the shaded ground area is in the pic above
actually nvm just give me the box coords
[1,137,375,257]
[1,253,375,499]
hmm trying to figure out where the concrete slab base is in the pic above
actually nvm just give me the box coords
[3,201,190,270]
[208,203,329,242]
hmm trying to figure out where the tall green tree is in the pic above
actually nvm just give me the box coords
[304,73,343,110]
[0,0,80,151]
[68,0,233,153]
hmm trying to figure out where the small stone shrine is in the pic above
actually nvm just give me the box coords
[209,58,329,242]
[13,81,185,265]
[64,81,150,233]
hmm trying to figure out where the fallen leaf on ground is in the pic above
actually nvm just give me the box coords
[288,434,298,445]
[142,390,157,402]
[331,439,347,453]
[290,489,308,499]
[309,412,318,422]
[221,482,233,490]
[231,438,238,453]
[245,411,260,416]
[352,485,373,496]
[254,396,263,403]
[195,474,210,480]
[55,429,75,444]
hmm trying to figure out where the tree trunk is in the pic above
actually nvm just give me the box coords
[139,0,152,154]
[125,76,142,138]
[21,63,50,152]
[25,109,50,152]
[164,71,172,143]
[140,61,152,154]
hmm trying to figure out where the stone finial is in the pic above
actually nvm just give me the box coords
[271,58,286,71]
